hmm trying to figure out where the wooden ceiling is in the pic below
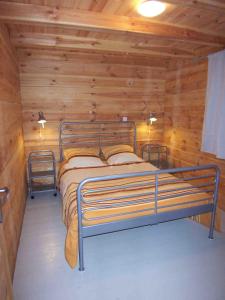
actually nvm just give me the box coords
[0,0,225,60]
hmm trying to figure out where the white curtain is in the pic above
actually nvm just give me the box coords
[201,49,225,159]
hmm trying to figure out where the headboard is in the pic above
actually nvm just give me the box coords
[59,121,137,161]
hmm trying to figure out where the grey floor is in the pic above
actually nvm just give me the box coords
[14,193,225,300]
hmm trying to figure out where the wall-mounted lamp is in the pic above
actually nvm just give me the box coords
[148,113,157,125]
[37,111,47,128]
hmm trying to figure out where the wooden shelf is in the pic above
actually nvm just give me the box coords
[31,184,56,192]
[31,170,55,178]
[30,156,54,163]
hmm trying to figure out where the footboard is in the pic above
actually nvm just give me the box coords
[76,164,220,271]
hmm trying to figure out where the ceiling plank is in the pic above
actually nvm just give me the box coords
[11,32,195,58]
[0,2,225,47]
[164,0,225,13]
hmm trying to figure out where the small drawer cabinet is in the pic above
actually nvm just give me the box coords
[28,150,57,198]
[142,144,168,169]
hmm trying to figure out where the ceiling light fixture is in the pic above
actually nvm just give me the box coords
[137,1,166,18]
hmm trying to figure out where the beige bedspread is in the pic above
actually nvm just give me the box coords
[59,162,209,268]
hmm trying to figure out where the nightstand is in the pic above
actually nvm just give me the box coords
[142,144,168,169]
[28,150,57,199]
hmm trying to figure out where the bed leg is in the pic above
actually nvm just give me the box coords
[77,185,85,271]
[79,231,84,271]
[209,168,220,240]
[78,235,85,271]
[208,208,216,240]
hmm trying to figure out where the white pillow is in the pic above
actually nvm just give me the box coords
[107,153,143,165]
[65,156,106,169]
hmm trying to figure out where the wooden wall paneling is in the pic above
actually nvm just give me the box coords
[11,32,197,58]
[164,59,225,230]
[0,24,26,291]
[19,60,166,79]
[18,48,166,163]
[0,223,13,300]
[16,48,172,68]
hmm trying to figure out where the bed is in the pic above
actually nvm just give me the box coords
[58,121,220,271]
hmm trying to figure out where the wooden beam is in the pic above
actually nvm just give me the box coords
[12,32,195,58]
[0,2,225,47]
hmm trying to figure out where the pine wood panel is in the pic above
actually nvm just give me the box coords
[19,48,165,162]
[0,24,26,294]
[16,47,172,67]
[164,59,225,229]
[11,32,197,58]
[0,225,13,300]
[1,2,225,46]
[2,1,225,59]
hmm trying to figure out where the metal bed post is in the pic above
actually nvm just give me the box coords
[98,134,101,150]
[53,152,57,189]
[133,124,137,154]
[154,174,158,215]
[165,146,168,167]
[59,122,64,161]
[77,184,85,271]
[208,166,220,239]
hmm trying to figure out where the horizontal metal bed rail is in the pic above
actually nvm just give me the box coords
[82,198,212,223]
[76,164,220,271]
[82,196,212,215]
[61,131,134,138]
[78,164,219,184]
[82,184,214,206]
[82,176,215,198]
[82,204,214,238]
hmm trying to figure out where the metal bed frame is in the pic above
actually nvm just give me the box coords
[59,121,137,161]
[59,121,220,271]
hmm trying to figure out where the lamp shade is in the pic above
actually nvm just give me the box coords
[38,111,47,128]
[149,113,157,125]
